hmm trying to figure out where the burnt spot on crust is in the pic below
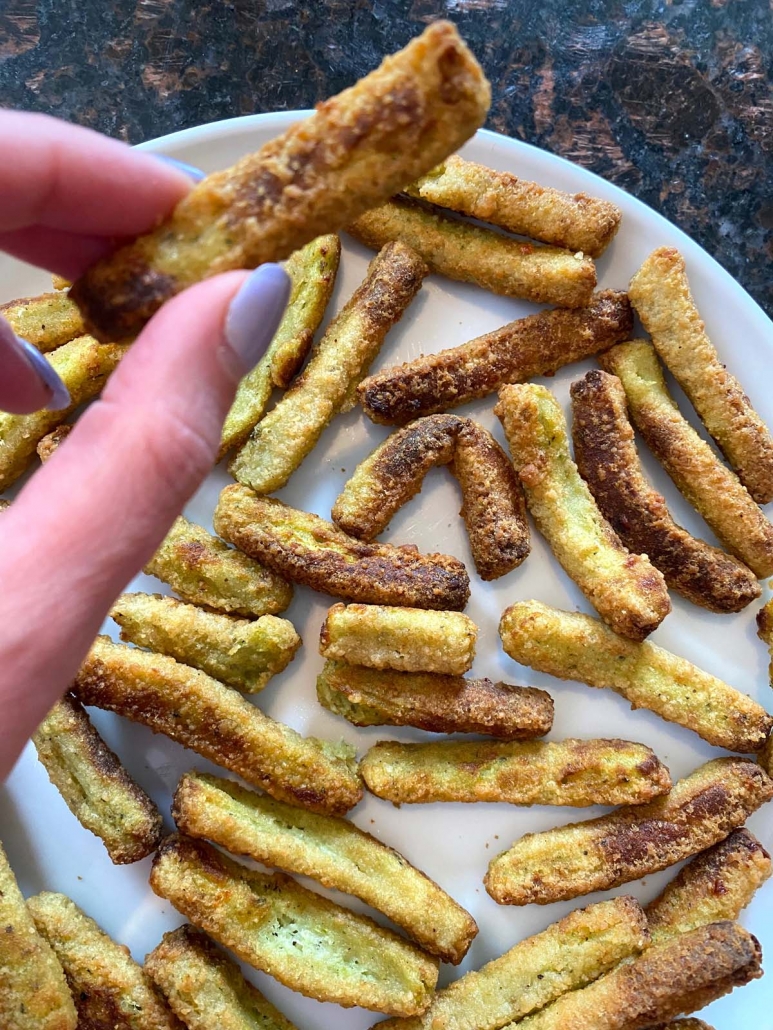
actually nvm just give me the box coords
[70,260,178,343]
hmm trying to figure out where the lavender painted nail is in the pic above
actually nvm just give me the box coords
[154,154,206,182]
[15,337,71,411]
[225,264,292,374]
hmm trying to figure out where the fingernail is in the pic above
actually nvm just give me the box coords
[225,264,292,375]
[154,154,206,182]
[16,337,71,411]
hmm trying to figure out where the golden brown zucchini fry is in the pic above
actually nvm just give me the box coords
[570,369,760,613]
[231,241,428,493]
[360,738,671,807]
[0,844,76,1030]
[500,600,772,752]
[756,597,773,687]
[319,603,476,674]
[761,733,773,778]
[359,289,633,424]
[375,896,648,1030]
[348,197,597,307]
[599,341,773,578]
[405,155,621,256]
[145,925,298,1030]
[36,424,72,463]
[214,485,470,609]
[32,694,162,864]
[0,292,85,352]
[629,247,773,503]
[149,834,439,1016]
[484,757,773,906]
[27,892,182,1030]
[71,22,490,342]
[172,770,477,964]
[72,636,362,816]
[111,592,300,693]
[496,383,670,640]
[0,336,126,490]
[317,659,554,738]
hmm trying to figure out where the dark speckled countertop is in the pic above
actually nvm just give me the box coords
[0,1,771,312]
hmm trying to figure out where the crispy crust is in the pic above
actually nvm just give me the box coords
[358,289,633,424]
[32,695,162,864]
[316,660,554,738]
[37,425,72,463]
[149,834,439,1016]
[655,1022,714,1030]
[760,732,773,778]
[347,197,596,307]
[499,600,773,752]
[629,247,773,503]
[173,771,477,964]
[571,370,760,613]
[756,597,773,689]
[231,241,429,493]
[496,383,670,640]
[72,636,362,816]
[484,757,773,906]
[332,414,529,579]
[405,155,621,256]
[599,341,773,578]
[214,485,470,609]
[70,22,490,341]
[360,738,671,807]
[0,292,85,352]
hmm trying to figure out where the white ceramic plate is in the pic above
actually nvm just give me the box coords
[2,113,772,1028]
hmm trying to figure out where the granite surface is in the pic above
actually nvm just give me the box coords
[0,0,771,312]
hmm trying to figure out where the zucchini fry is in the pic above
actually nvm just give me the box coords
[600,341,773,577]
[172,770,477,964]
[319,603,476,674]
[219,234,340,457]
[111,593,300,693]
[348,197,596,307]
[630,247,773,503]
[496,383,670,640]
[359,289,633,424]
[145,925,298,1030]
[659,1022,714,1030]
[317,660,554,739]
[500,600,772,752]
[214,486,470,610]
[756,598,773,686]
[149,834,439,1016]
[0,844,76,1030]
[360,738,671,807]
[27,892,182,1030]
[0,292,85,352]
[32,695,162,864]
[71,21,490,342]
[571,370,760,613]
[375,896,648,1030]
[484,757,773,905]
[37,425,72,463]
[72,636,362,816]
[405,155,621,256]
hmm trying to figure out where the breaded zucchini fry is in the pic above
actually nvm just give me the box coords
[149,834,438,1015]
[360,738,671,807]
[219,234,340,457]
[600,341,773,578]
[0,498,10,512]
[348,198,597,307]
[500,600,772,752]
[71,22,490,342]
[32,695,162,864]
[37,425,72,463]
[214,485,470,609]
[0,336,126,490]
[0,292,85,351]
[332,414,529,580]
[484,757,773,905]
[231,241,429,493]
[658,1022,714,1030]
[375,896,648,1030]
[756,597,773,686]
[761,733,773,778]
[630,247,773,503]
[72,636,362,815]
[145,925,297,1030]
[405,155,621,256]
[319,603,476,674]
[317,660,554,738]
[571,370,760,613]
[359,289,633,424]
[173,770,477,964]
[144,515,292,616]
[27,892,182,1030]
[0,844,76,1030]
[496,383,670,640]
[111,593,300,693]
